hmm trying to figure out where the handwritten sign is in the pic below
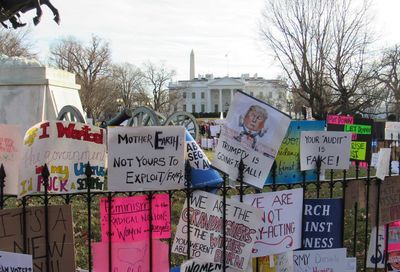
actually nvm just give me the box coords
[390,221,400,253]
[300,131,352,171]
[212,91,291,189]
[233,188,303,256]
[0,205,75,271]
[19,121,106,197]
[100,194,170,242]
[180,259,252,272]
[0,124,22,195]
[374,176,400,225]
[327,115,353,125]
[366,226,385,268]
[185,130,222,188]
[327,116,373,162]
[92,240,169,272]
[0,251,32,271]
[293,248,347,272]
[303,199,343,249]
[376,148,391,181]
[172,190,262,271]
[385,122,400,140]
[108,126,185,191]
[265,121,325,185]
[252,251,294,272]
[388,251,400,271]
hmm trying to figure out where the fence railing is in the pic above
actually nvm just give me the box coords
[0,146,395,272]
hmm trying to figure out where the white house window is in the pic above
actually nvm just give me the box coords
[192,92,196,99]
[192,104,196,113]
[183,92,186,98]
[183,104,186,111]
[201,104,205,112]
[201,92,205,99]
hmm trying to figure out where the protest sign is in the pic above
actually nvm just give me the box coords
[92,240,169,272]
[303,198,343,249]
[376,148,391,181]
[212,91,291,189]
[0,251,32,271]
[366,226,386,268]
[185,131,222,188]
[293,248,347,272]
[172,190,262,271]
[389,221,400,252]
[180,259,252,272]
[100,194,170,242]
[300,131,352,171]
[388,251,400,271]
[19,121,106,197]
[108,126,185,191]
[233,188,303,256]
[344,180,366,209]
[252,251,293,272]
[327,115,373,162]
[373,176,400,225]
[0,205,75,271]
[0,124,22,195]
[385,122,400,140]
[345,257,356,272]
[265,121,325,185]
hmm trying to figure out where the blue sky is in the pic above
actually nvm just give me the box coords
[22,0,400,80]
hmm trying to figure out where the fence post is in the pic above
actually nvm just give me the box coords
[185,160,192,260]
[315,156,321,198]
[222,173,227,272]
[363,163,371,271]
[85,162,93,271]
[0,164,5,209]
[374,178,382,272]
[41,164,50,272]
[107,191,113,271]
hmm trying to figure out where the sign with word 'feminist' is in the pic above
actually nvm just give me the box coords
[19,121,106,197]
[108,126,186,191]
[233,188,303,256]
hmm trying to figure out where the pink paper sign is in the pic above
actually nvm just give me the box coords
[92,240,169,272]
[389,221,400,252]
[327,115,354,125]
[100,194,171,242]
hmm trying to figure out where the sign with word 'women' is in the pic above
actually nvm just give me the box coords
[212,91,291,189]
[0,124,22,195]
[19,121,106,197]
[108,126,185,191]
[300,131,352,170]
[172,190,262,271]
[233,188,303,256]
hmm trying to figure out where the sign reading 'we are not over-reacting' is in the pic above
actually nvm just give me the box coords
[108,126,186,191]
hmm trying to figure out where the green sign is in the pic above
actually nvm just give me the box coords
[350,141,366,160]
[344,124,372,135]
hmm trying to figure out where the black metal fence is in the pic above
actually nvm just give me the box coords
[0,146,395,272]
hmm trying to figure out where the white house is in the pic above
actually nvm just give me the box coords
[168,51,289,114]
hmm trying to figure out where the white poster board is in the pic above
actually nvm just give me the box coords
[0,124,22,195]
[0,250,32,271]
[293,248,347,272]
[366,226,385,268]
[108,126,186,191]
[212,91,291,189]
[376,148,391,181]
[233,188,303,256]
[345,257,357,272]
[300,131,352,171]
[19,121,106,197]
[172,190,262,271]
[180,259,252,272]
[385,122,400,140]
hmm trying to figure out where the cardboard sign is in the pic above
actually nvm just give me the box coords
[92,240,169,272]
[377,176,400,225]
[0,251,32,271]
[185,131,222,188]
[366,226,385,268]
[0,205,75,272]
[0,124,22,195]
[376,148,391,181]
[172,190,262,271]
[303,199,343,249]
[293,248,347,272]
[212,91,291,189]
[300,131,352,171]
[108,126,185,191]
[100,194,170,242]
[233,188,303,256]
[385,122,400,140]
[327,116,373,162]
[265,121,325,184]
[19,121,106,197]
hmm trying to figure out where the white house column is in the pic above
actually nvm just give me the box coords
[230,89,234,103]
[219,89,223,112]
[207,89,212,112]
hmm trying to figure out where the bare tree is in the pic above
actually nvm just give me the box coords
[0,28,36,58]
[49,35,112,120]
[142,61,176,114]
[110,63,147,109]
[260,0,376,119]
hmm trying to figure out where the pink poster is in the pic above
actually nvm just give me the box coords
[92,240,169,272]
[100,194,170,242]
[389,221,400,252]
